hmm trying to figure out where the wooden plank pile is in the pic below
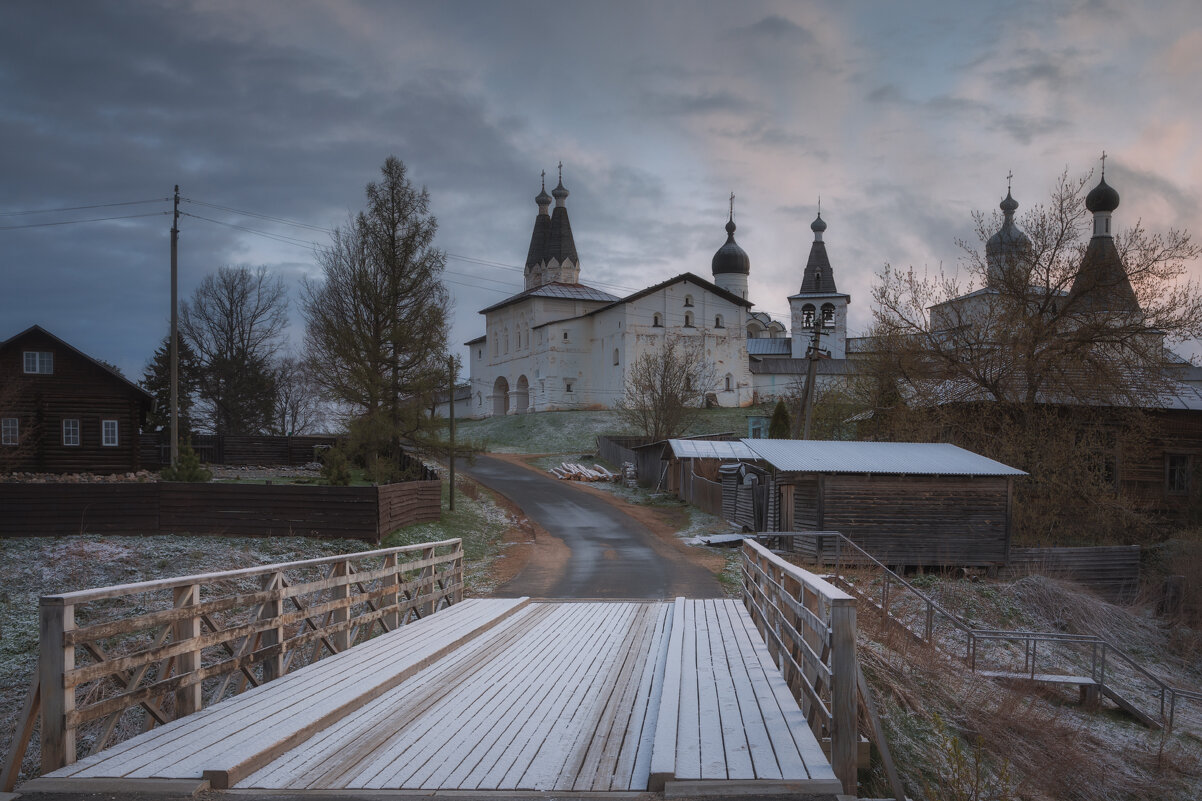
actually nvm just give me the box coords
[549,462,617,482]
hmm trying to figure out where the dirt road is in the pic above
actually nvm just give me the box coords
[462,454,724,599]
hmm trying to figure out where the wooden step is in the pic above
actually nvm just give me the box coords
[1101,685,1163,730]
[978,670,1096,685]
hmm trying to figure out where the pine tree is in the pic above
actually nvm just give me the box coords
[141,332,201,436]
[159,439,212,482]
[768,399,792,438]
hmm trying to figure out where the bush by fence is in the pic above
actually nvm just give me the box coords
[0,480,441,543]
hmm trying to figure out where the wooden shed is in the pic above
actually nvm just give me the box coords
[740,439,1026,567]
[0,325,154,474]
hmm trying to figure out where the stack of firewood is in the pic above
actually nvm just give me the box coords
[549,462,618,482]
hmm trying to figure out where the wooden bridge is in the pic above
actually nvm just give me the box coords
[4,540,858,798]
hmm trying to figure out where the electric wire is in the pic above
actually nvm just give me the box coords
[0,198,169,217]
[0,212,168,230]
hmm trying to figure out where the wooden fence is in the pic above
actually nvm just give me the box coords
[0,480,442,543]
[1,539,464,789]
[740,540,858,795]
[678,464,723,517]
[1002,546,1140,602]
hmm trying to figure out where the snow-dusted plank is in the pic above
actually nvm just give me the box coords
[349,602,571,789]
[730,600,835,781]
[582,602,663,790]
[65,598,518,780]
[623,601,672,791]
[674,598,702,780]
[694,599,728,780]
[713,598,782,781]
[507,602,639,790]
[704,600,754,779]
[649,597,685,790]
[415,602,605,789]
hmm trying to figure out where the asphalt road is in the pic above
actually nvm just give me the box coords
[461,455,723,599]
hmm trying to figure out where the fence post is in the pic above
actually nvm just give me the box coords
[383,554,400,631]
[172,584,202,717]
[260,572,284,681]
[39,597,75,771]
[420,546,436,616]
[331,561,351,652]
[829,597,858,796]
[451,544,464,605]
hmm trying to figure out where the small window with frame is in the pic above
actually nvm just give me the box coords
[1166,453,1192,495]
[23,351,53,374]
[565,380,574,393]
[102,419,118,447]
[715,315,724,328]
[684,311,694,327]
[63,419,80,446]
[653,313,663,327]
[684,294,694,307]
[1,417,17,446]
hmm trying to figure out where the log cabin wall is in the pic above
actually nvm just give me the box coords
[0,327,151,475]
[783,473,1011,566]
[1118,409,1202,514]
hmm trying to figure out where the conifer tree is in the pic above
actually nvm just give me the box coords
[768,399,792,438]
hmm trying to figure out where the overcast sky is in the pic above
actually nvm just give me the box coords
[3,0,1201,379]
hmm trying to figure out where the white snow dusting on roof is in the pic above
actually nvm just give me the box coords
[739,439,1026,476]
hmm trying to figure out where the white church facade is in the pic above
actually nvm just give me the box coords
[463,169,856,419]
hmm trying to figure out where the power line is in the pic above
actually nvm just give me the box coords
[181,197,334,234]
[0,198,169,217]
[0,212,167,230]
[179,211,324,249]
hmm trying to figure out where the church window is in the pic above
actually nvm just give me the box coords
[684,312,694,327]
[504,331,510,353]
[653,313,663,327]
[715,315,724,329]
[563,331,569,341]
[724,374,733,392]
[565,380,574,393]
[477,349,482,359]
[613,348,620,366]
[801,305,815,328]
[822,303,835,327]
[684,294,694,307]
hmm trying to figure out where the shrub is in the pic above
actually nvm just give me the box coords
[159,439,212,482]
[320,445,352,486]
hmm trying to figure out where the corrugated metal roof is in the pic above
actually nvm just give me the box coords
[747,338,792,356]
[739,439,1026,476]
[478,282,618,314]
[666,439,757,461]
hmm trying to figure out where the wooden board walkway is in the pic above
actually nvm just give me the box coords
[36,599,840,797]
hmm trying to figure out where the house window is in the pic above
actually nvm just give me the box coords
[801,304,815,328]
[653,313,663,327]
[684,311,694,327]
[1,418,17,446]
[102,419,118,447]
[715,315,724,328]
[822,303,836,327]
[1166,454,1192,495]
[613,348,620,366]
[684,294,694,307]
[23,351,53,374]
[63,419,80,446]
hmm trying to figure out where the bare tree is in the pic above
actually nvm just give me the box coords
[865,169,1202,543]
[271,355,325,436]
[180,264,288,435]
[616,334,718,442]
[302,156,450,469]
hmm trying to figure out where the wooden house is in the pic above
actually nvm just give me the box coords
[727,439,1026,567]
[0,325,154,474]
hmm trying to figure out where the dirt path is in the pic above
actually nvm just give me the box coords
[462,453,723,599]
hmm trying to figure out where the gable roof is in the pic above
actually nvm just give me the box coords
[478,282,619,315]
[740,438,1026,476]
[588,272,753,316]
[0,325,154,402]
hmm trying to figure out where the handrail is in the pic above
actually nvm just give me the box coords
[777,531,1197,735]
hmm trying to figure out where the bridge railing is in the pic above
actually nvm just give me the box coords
[2,539,464,789]
[740,539,858,795]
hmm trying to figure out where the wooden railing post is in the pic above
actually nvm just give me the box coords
[331,560,351,652]
[259,572,284,681]
[172,584,202,717]
[383,554,400,631]
[829,597,858,796]
[452,545,464,605]
[39,597,75,771]
[419,546,435,617]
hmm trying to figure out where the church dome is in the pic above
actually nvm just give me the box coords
[712,217,750,275]
[811,213,827,233]
[1085,176,1120,213]
[985,189,1032,287]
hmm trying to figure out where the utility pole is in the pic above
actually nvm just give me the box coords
[792,317,826,439]
[170,185,180,467]
[448,356,456,512]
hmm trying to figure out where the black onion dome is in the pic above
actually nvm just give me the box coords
[712,217,750,275]
[999,190,1018,213]
[552,177,569,202]
[1085,177,1120,213]
[811,213,827,233]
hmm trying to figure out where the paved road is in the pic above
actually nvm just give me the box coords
[461,455,722,599]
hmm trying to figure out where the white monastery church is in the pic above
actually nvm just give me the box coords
[464,167,854,418]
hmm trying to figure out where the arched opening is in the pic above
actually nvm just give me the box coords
[724,373,733,392]
[715,314,724,329]
[821,303,836,327]
[746,320,764,338]
[514,375,530,413]
[684,311,694,327]
[491,376,509,416]
[684,294,694,307]
[653,313,663,327]
[613,348,620,366]
[801,304,816,328]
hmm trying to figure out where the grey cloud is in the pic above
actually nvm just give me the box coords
[734,15,816,45]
